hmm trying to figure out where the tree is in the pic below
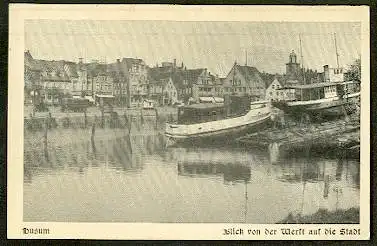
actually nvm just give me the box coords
[345,59,361,82]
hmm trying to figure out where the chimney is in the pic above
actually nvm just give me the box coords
[323,65,330,82]
[173,59,176,68]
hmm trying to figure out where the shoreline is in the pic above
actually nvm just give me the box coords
[278,207,360,224]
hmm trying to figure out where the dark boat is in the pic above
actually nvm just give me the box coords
[165,96,272,145]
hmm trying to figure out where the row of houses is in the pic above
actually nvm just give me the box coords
[24,50,346,107]
[25,51,268,106]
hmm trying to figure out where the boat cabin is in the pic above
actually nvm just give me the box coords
[282,82,347,102]
[176,95,263,125]
[177,103,226,124]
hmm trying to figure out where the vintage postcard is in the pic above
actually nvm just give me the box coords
[8,4,370,240]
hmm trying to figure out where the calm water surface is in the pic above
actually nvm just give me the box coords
[24,129,360,223]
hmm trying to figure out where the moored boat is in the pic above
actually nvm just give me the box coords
[165,97,272,145]
[272,80,360,119]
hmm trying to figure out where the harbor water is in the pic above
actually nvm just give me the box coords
[24,126,360,223]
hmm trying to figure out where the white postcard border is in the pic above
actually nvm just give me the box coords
[8,4,370,240]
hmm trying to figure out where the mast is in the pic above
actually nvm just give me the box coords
[245,50,248,66]
[334,33,340,69]
[299,34,306,84]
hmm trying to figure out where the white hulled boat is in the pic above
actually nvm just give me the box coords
[272,80,360,118]
[165,98,272,144]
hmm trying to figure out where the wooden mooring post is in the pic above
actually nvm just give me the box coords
[91,116,96,141]
[84,110,87,128]
[100,107,105,128]
[43,119,48,160]
[154,108,159,130]
[140,109,144,125]
[124,113,129,130]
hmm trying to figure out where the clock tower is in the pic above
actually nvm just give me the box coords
[285,50,300,84]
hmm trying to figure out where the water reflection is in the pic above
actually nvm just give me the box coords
[24,133,166,182]
[178,162,251,184]
[24,131,360,223]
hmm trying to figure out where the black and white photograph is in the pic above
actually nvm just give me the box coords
[8,5,369,240]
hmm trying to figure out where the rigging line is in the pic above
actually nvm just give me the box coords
[334,33,340,69]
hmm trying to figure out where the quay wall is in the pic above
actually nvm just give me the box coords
[24,109,178,132]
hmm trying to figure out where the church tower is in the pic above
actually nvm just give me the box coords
[285,50,300,83]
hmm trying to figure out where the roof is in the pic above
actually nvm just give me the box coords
[283,82,343,89]
[225,64,264,87]
[85,62,107,77]
[180,68,205,85]
[199,97,224,103]
[64,62,79,77]
[236,65,262,83]
[106,62,126,81]
[95,94,115,98]
[148,67,173,83]
[121,57,145,68]
[182,103,224,110]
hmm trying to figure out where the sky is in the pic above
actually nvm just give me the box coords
[25,20,361,77]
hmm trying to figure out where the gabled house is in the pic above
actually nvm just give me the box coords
[176,68,217,103]
[24,51,43,104]
[265,76,296,102]
[35,60,71,105]
[222,62,265,100]
[107,59,127,106]
[148,67,178,106]
[120,58,149,107]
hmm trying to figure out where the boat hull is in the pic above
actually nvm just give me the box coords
[273,96,358,119]
[165,114,271,146]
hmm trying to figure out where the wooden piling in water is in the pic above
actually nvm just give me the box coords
[124,113,129,129]
[155,108,159,130]
[140,109,144,125]
[43,120,48,160]
[100,107,104,128]
[128,117,132,135]
[84,110,87,128]
[91,116,96,141]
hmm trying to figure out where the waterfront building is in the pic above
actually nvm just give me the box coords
[191,69,218,101]
[92,66,114,100]
[107,59,127,106]
[24,51,43,105]
[148,71,178,106]
[265,77,295,101]
[34,59,71,105]
[222,62,265,100]
[120,58,149,107]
